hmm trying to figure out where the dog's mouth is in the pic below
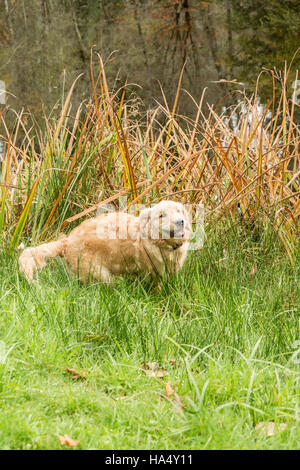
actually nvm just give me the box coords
[173,229,185,239]
[163,228,185,239]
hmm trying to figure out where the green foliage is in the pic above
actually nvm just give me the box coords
[0,1,299,451]
[0,55,298,263]
[0,223,299,449]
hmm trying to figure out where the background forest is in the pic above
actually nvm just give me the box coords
[1,0,300,122]
[0,1,299,450]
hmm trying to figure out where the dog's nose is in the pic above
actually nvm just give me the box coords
[174,219,184,227]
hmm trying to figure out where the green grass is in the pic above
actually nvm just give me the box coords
[0,222,299,450]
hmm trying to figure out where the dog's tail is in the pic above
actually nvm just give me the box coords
[19,237,67,281]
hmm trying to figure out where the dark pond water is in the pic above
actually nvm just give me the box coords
[0,0,299,124]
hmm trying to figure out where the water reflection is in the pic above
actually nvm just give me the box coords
[0,0,299,123]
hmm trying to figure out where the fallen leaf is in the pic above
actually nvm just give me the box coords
[65,368,86,381]
[141,361,167,379]
[250,265,257,276]
[165,382,174,397]
[65,368,79,375]
[168,359,179,368]
[144,362,157,370]
[146,369,166,378]
[255,421,287,437]
[57,434,80,448]
[141,362,155,374]
[173,392,184,410]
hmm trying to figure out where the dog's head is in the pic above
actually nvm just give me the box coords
[139,200,191,248]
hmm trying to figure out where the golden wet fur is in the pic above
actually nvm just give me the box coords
[19,200,191,283]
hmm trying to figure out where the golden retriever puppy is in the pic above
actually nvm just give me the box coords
[19,200,191,283]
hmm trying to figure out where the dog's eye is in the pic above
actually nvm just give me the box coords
[159,212,167,218]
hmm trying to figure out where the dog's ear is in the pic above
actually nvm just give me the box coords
[139,208,151,238]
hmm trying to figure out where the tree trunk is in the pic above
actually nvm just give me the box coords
[4,0,14,39]
[70,0,87,64]
[226,1,233,77]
